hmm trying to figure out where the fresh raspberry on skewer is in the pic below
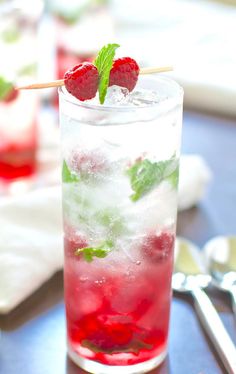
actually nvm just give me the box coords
[64,62,99,101]
[109,57,140,92]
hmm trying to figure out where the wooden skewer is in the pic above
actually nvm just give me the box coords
[140,66,173,75]
[18,79,65,90]
[17,66,173,90]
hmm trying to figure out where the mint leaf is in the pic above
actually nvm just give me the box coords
[94,43,120,104]
[1,28,20,43]
[81,338,152,354]
[166,166,179,189]
[0,77,13,101]
[127,157,178,201]
[75,240,113,262]
[62,160,79,183]
[95,208,126,237]
[18,63,37,77]
[55,6,86,25]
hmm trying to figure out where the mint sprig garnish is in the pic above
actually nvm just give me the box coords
[127,157,178,201]
[75,240,113,262]
[0,77,14,101]
[94,43,120,104]
[62,160,79,183]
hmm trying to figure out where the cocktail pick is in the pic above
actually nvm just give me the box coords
[17,66,173,90]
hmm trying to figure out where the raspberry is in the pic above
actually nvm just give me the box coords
[103,321,133,347]
[109,57,139,92]
[79,313,133,351]
[64,225,87,257]
[142,232,175,262]
[3,87,19,103]
[64,62,99,101]
[70,148,108,178]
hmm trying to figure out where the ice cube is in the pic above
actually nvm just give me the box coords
[123,181,177,233]
[127,88,166,106]
[104,85,129,106]
[79,289,103,314]
[111,274,155,314]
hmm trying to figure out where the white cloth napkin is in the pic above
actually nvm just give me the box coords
[0,187,63,314]
[178,154,211,211]
[0,155,211,314]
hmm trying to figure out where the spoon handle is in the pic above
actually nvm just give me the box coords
[231,287,236,317]
[191,287,236,374]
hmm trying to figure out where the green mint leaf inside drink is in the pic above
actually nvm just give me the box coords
[75,240,113,262]
[166,166,179,189]
[54,8,85,25]
[1,27,20,43]
[62,160,79,183]
[94,43,120,104]
[95,208,126,237]
[127,156,179,201]
[81,337,153,354]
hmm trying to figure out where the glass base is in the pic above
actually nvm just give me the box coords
[68,346,167,374]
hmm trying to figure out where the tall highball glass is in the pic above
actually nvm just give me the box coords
[59,76,183,373]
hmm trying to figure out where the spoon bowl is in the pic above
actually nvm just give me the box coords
[173,237,211,292]
[173,237,236,374]
[203,236,236,315]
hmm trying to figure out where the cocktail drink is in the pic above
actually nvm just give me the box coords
[0,0,42,180]
[0,89,38,180]
[59,74,183,373]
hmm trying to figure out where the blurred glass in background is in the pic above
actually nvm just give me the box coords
[0,0,43,181]
[44,0,113,105]
[48,0,113,79]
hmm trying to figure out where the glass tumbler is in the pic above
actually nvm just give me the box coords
[59,76,183,373]
[0,0,43,181]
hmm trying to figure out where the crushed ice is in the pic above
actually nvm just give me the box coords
[128,88,166,106]
[87,85,167,107]
[104,85,129,105]
[105,86,167,107]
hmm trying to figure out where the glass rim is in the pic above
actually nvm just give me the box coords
[58,75,184,113]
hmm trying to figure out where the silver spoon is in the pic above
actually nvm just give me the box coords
[203,236,236,316]
[173,237,236,374]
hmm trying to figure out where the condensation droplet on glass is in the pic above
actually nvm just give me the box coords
[80,276,88,283]
[94,277,106,286]
[125,270,136,282]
